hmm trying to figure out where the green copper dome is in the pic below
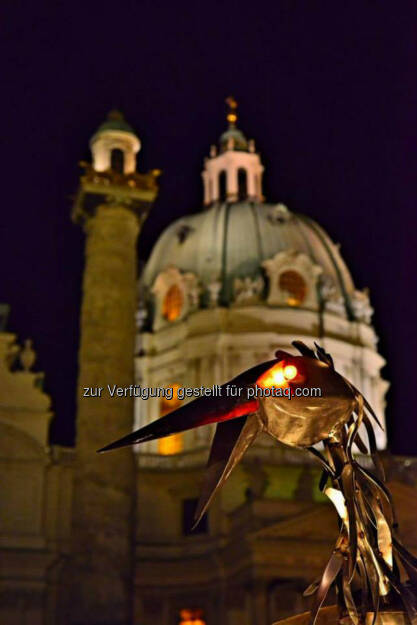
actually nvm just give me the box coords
[142,201,355,317]
[95,110,136,135]
[219,126,248,151]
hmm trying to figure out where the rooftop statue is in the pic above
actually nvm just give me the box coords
[100,341,417,625]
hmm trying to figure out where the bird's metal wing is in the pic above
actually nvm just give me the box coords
[193,412,262,527]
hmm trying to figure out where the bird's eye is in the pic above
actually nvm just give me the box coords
[257,360,306,389]
[283,364,298,380]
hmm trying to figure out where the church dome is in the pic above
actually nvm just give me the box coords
[141,99,373,330]
[219,126,248,151]
[136,100,386,457]
[142,201,356,317]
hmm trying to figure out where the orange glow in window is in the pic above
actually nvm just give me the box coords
[163,284,183,321]
[279,270,306,306]
[159,384,183,455]
[179,608,206,625]
[159,433,183,455]
[160,384,181,415]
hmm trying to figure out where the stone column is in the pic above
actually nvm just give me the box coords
[69,204,140,625]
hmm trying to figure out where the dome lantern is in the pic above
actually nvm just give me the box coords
[201,98,264,205]
[90,110,141,175]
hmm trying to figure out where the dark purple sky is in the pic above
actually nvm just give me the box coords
[1,2,416,453]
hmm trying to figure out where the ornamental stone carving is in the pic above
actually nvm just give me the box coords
[324,296,347,317]
[267,203,292,224]
[351,288,374,324]
[207,280,222,308]
[19,338,36,371]
[0,334,52,447]
[233,275,264,305]
[320,274,337,301]
[183,272,201,311]
[320,274,347,318]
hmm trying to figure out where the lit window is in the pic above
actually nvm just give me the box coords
[279,270,307,306]
[160,384,181,415]
[159,384,183,455]
[159,434,182,455]
[179,608,206,625]
[162,285,183,322]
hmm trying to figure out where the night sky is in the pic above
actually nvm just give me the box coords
[1,2,416,454]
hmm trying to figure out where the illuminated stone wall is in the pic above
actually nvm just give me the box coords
[0,332,74,625]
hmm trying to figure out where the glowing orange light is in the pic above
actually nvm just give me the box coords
[160,384,181,415]
[159,385,183,455]
[159,433,183,455]
[163,285,183,322]
[283,364,298,380]
[179,608,206,625]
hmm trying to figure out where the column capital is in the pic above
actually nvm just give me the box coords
[72,161,160,227]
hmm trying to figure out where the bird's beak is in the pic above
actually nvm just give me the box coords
[97,358,278,453]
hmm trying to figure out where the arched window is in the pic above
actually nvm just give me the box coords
[162,284,183,321]
[110,148,124,173]
[218,170,227,202]
[279,270,307,306]
[238,168,247,200]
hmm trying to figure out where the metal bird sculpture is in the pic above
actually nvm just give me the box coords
[99,341,417,625]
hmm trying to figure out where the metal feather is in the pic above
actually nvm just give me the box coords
[292,340,317,359]
[308,550,344,625]
[193,413,262,527]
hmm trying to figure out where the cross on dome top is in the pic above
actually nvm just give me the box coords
[226,96,238,127]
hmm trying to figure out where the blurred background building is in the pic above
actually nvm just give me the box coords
[0,106,415,625]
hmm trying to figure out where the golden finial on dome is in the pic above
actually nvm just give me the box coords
[226,96,238,126]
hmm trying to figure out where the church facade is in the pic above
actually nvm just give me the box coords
[1,105,415,625]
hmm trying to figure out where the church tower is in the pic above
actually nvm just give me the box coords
[70,111,159,624]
